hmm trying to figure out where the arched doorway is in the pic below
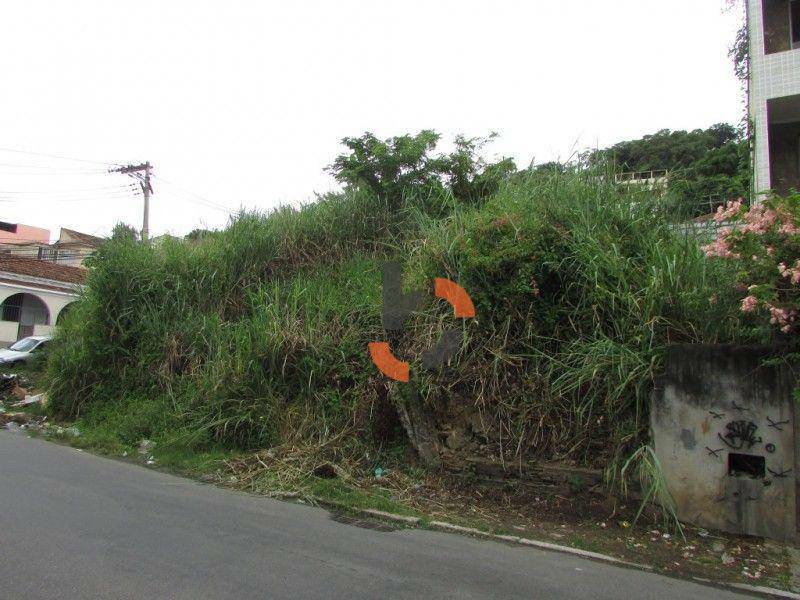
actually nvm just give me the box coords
[56,302,76,325]
[0,293,50,339]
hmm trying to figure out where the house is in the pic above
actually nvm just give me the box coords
[0,222,49,246]
[51,228,105,268]
[0,224,104,268]
[749,0,800,195]
[0,255,85,344]
[0,222,51,261]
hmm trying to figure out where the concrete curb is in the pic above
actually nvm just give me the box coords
[692,578,800,600]
[426,520,651,571]
[316,500,799,600]
[314,497,652,570]
[728,583,800,599]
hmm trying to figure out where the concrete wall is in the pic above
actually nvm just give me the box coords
[0,322,18,345]
[33,324,54,337]
[651,345,796,541]
[0,224,50,245]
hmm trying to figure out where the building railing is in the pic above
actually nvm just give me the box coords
[0,244,92,265]
[614,170,669,184]
[0,304,49,325]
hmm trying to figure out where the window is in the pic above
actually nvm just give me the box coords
[793,1,800,48]
[37,247,58,261]
[0,222,17,233]
[9,338,38,352]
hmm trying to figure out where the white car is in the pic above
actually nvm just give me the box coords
[0,336,52,365]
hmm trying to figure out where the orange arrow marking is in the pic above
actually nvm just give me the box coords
[434,278,476,318]
[368,342,410,382]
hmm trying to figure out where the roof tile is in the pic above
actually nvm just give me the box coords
[0,255,87,284]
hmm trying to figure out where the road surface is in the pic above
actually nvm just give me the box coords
[0,431,755,599]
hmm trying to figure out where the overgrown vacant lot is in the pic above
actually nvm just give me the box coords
[45,168,757,488]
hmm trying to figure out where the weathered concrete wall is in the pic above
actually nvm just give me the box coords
[652,345,796,541]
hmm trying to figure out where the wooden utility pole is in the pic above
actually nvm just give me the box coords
[110,162,153,242]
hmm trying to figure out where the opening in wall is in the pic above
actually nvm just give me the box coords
[728,453,766,479]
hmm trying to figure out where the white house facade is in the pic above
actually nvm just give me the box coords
[749,0,800,195]
[0,255,85,345]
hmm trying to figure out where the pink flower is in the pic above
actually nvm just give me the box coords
[782,324,792,333]
[742,205,778,235]
[740,295,759,313]
[779,221,800,235]
[767,246,775,256]
[702,230,738,258]
[778,261,800,285]
[767,304,797,328]
[714,199,743,223]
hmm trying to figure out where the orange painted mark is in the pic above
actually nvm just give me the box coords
[434,278,476,318]
[368,342,410,382]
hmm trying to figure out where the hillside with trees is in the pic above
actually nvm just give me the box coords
[586,124,750,218]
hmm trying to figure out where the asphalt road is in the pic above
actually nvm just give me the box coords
[0,431,755,600]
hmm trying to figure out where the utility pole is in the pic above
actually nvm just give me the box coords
[110,162,153,242]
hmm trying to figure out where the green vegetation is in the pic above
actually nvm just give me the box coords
[43,130,761,511]
[587,123,750,218]
[404,167,750,467]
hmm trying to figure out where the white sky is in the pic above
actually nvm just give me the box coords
[0,0,744,240]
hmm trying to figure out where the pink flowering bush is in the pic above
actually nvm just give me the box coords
[703,194,800,335]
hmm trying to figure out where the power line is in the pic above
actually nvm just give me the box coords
[0,170,114,176]
[0,147,122,167]
[0,194,142,204]
[0,163,116,172]
[0,188,141,202]
[151,173,238,214]
[0,184,139,195]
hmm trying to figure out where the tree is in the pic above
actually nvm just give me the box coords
[445,134,516,203]
[588,124,750,216]
[185,228,213,242]
[328,130,445,208]
[110,223,139,242]
[328,130,515,208]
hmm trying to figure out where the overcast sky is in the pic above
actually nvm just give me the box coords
[0,0,743,240]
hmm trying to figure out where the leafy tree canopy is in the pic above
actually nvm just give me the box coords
[588,123,750,217]
[328,130,515,208]
[110,222,139,242]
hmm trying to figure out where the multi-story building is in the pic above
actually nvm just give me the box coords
[0,222,50,246]
[749,0,800,195]
[0,224,104,269]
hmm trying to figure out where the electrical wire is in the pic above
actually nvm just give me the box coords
[0,170,114,176]
[0,147,122,167]
[151,173,238,214]
[0,184,139,195]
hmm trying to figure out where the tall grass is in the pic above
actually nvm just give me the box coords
[46,170,752,477]
[403,168,750,467]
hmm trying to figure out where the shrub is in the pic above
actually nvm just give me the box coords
[402,168,748,464]
[702,194,800,336]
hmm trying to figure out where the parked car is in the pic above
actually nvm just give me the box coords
[0,336,52,365]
